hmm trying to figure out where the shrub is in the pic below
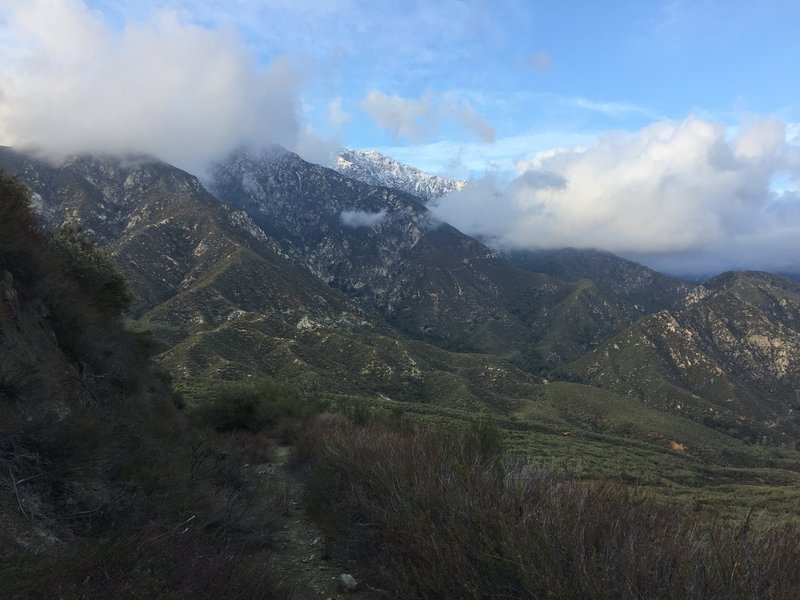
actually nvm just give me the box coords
[342,396,372,426]
[0,171,38,261]
[1,392,293,598]
[468,416,504,456]
[196,378,320,435]
[295,417,800,599]
[49,227,132,317]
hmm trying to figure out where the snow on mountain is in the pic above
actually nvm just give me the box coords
[334,148,465,202]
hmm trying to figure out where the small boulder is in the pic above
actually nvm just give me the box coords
[338,573,358,593]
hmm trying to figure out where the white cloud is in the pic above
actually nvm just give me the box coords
[371,130,599,178]
[294,129,340,168]
[341,208,388,228]
[328,96,351,129]
[431,116,800,274]
[787,122,800,144]
[0,0,307,172]
[444,98,496,143]
[564,97,662,120]
[361,89,495,143]
[360,90,435,141]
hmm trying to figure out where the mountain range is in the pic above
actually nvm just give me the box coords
[3,143,800,452]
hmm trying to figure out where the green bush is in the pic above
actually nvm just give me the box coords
[0,171,37,261]
[468,417,504,456]
[342,396,372,426]
[49,227,131,317]
[196,378,319,433]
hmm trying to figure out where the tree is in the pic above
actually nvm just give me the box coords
[49,227,132,317]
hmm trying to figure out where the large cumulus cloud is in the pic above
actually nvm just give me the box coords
[0,0,305,173]
[431,116,800,275]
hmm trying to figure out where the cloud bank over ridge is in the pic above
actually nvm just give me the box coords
[431,116,800,275]
[0,0,307,173]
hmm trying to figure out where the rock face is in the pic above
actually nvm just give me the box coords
[334,148,464,202]
[0,147,365,325]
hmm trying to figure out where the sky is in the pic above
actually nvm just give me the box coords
[1,0,800,275]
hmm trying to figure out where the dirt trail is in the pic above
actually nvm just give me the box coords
[264,446,381,599]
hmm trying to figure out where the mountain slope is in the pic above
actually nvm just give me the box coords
[570,271,800,443]
[211,147,549,355]
[505,247,693,314]
[10,145,800,450]
[0,148,546,407]
[210,147,642,363]
[7,147,800,525]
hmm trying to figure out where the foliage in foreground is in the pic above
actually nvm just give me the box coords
[1,173,289,598]
[295,414,800,599]
[1,418,291,599]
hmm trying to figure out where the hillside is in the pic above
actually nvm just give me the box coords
[0,148,547,408]
[570,271,800,444]
[4,146,800,502]
[5,151,800,598]
[1,147,666,387]
[505,247,693,314]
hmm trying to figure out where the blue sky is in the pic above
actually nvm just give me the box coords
[1,0,800,274]
[52,0,800,175]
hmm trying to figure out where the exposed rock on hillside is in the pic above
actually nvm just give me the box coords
[571,271,800,443]
[0,148,542,407]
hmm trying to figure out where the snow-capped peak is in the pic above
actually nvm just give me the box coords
[334,148,465,202]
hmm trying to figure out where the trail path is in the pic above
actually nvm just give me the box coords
[264,446,382,599]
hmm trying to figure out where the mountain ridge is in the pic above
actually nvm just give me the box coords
[570,269,800,443]
[334,147,465,202]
